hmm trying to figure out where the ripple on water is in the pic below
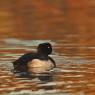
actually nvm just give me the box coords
[0,39,95,95]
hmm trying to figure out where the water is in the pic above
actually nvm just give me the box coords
[0,38,95,95]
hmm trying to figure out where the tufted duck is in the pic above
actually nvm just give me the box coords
[12,42,56,74]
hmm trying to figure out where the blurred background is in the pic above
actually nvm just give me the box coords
[0,0,94,38]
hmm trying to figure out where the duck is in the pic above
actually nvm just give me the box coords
[12,42,56,74]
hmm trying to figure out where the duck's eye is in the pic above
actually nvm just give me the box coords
[47,46,50,49]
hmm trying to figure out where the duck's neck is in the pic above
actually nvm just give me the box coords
[37,52,48,60]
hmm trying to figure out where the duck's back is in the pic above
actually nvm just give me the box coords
[13,52,37,72]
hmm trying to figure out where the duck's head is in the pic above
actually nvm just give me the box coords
[37,42,52,55]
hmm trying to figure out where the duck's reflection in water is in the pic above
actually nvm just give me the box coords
[12,69,54,81]
[12,70,55,90]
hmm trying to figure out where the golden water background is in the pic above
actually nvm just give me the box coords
[0,0,95,95]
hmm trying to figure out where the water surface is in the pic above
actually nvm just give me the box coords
[0,38,95,95]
